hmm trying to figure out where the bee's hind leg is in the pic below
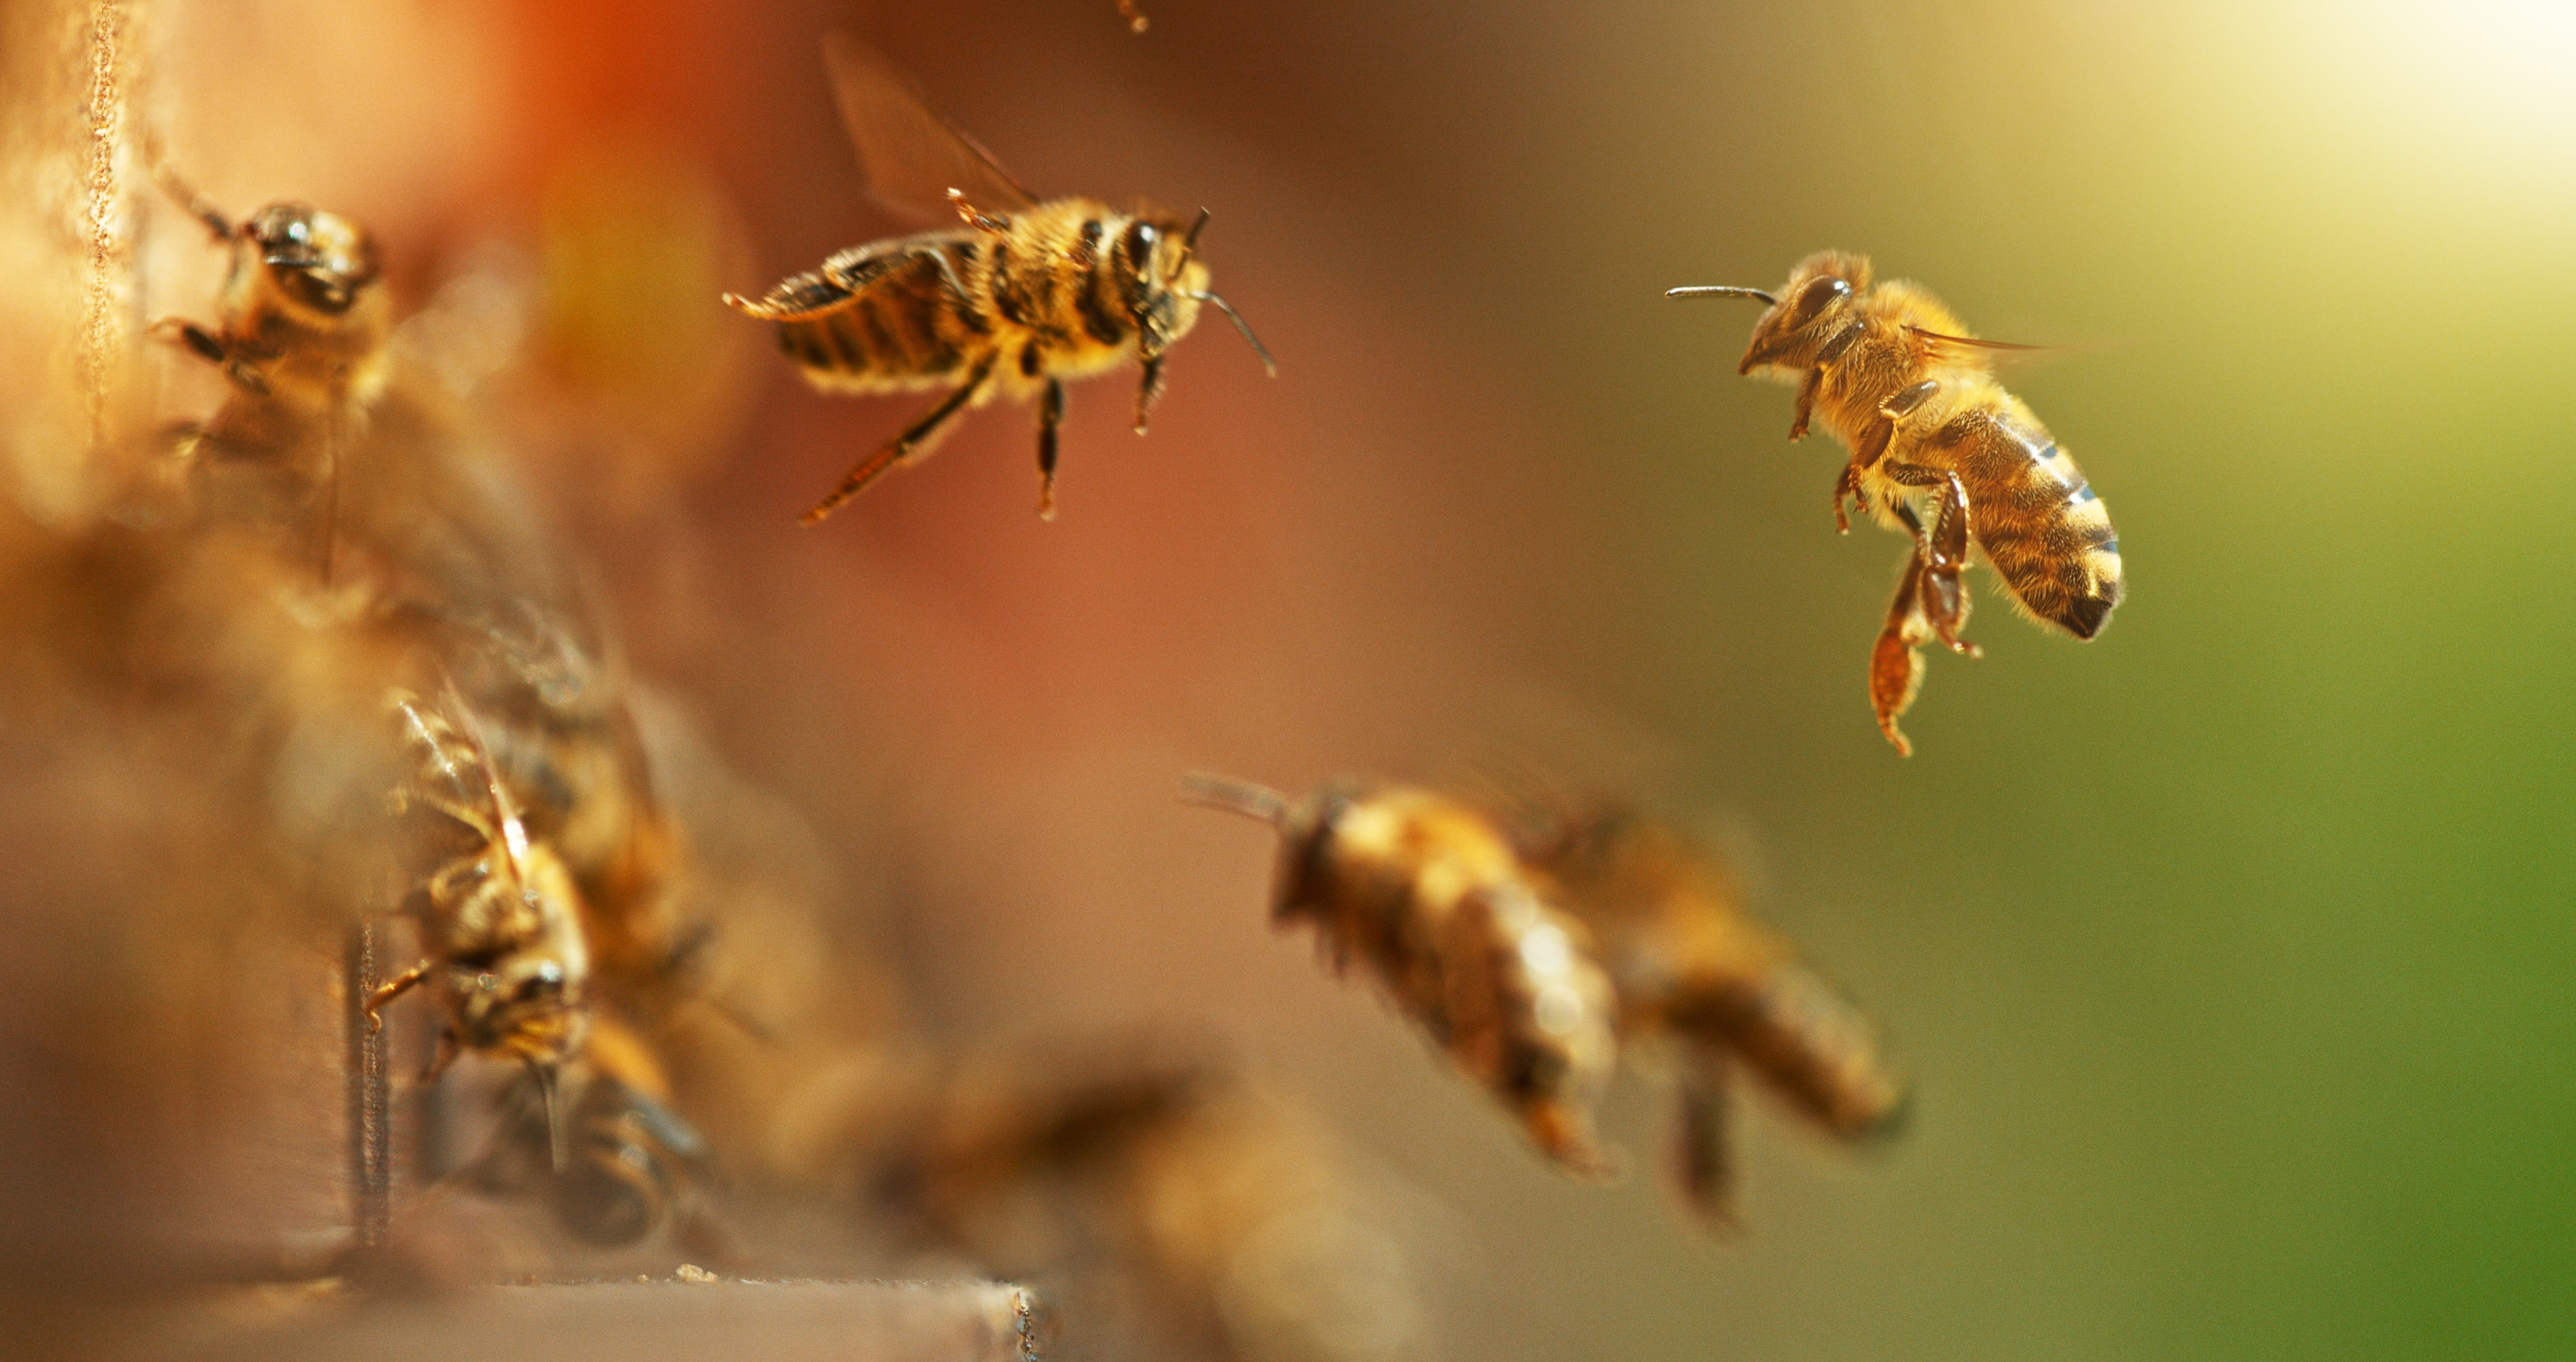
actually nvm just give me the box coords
[1869,548,1933,757]
[1880,462,1980,658]
[799,353,997,526]
[1035,377,1064,521]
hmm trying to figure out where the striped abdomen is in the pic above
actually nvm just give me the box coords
[743,202,1156,396]
[1944,406,2122,639]
[763,231,985,390]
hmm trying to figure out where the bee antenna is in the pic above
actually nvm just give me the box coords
[1665,285,1779,305]
[149,156,236,241]
[529,1059,569,1172]
[1180,772,1292,827]
[1178,292,1277,376]
[1182,206,1212,252]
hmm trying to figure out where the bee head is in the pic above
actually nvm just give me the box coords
[1270,785,1363,927]
[1118,213,1209,357]
[450,955,591,1065]
[1734,251,1871,376]
[243,202,381,317]
[1179,772,1338,923]
[1119,211,1276,375]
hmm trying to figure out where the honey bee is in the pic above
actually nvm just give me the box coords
[442,607,696,1006]
[1182,774,1619,1174]
[475,1015,718,1249]
[373,687,592,1165]
[1503,799,1905,1225]
[1670,252,2122,755]
[877,1044,1430,1362]
[149,168,388,567]
[1116,0,1151,33]
[723,36,1273,524]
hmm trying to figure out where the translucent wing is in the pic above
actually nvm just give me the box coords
[1904,325,2076,372]
[822,33,1039,217]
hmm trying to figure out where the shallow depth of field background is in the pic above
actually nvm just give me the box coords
[40,0,2576,1356]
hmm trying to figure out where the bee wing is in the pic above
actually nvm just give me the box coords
[1903,325,2092,373]
[389,688,484,812]
[822,34,1040,219]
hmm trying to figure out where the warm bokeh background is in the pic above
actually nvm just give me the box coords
[17,0,2576,1356]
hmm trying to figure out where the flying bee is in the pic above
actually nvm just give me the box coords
[373,687,592,1167]
[1670,252,2122,755]
[1182,774,1619,1175]
[1501,799,1905,1226]
[723,35,1273,525]
[149,169,389,567]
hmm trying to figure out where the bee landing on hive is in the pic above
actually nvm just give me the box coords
[148,167,389,575]
[374,687,593,1169]
[724,36,1274,525]
[1671,252,2122,755]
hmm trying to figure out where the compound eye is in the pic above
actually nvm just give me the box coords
[1785,275,1853,329]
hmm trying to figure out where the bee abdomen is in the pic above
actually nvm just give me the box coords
[772,244,980,385]
[1961,426,2123,640]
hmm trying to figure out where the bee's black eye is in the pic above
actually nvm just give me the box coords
[1120,219,1157,268]
[1786,275,1853,329]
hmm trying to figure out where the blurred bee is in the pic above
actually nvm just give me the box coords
[373,687,592,1166]
[475,1016,719,1250]
[723,36,1273,525]
[1182,775,1618,1174]
[443,607,695,1004]
[1502,798,1905,1226]
[874,1043,1428,1362]
[1671,252,2122,755]
[1117,0,1150,33]
[149,168,388,567]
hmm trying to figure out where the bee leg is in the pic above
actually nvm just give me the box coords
[150,317,225,364]
[1133,352,1167,434]
[1833,463,1864,534]
[363,959,433,1031]
[1880,460,1981,658]
[419,1028,462,1084]
[1035,377,1065,521]
[1870,551,1933,756]
[1833,415,1897,533]
[945,189,1011,235]
[799,352,998,526]
[1790,367,1822,440]
[1673,1044,1739,1230]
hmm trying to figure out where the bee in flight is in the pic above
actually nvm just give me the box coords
[1182,774,1620,1176]
[1502,797,1905,1226]
[373,687,592,1168]
[724,36,1273,524]
[1670,252,2122,755]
